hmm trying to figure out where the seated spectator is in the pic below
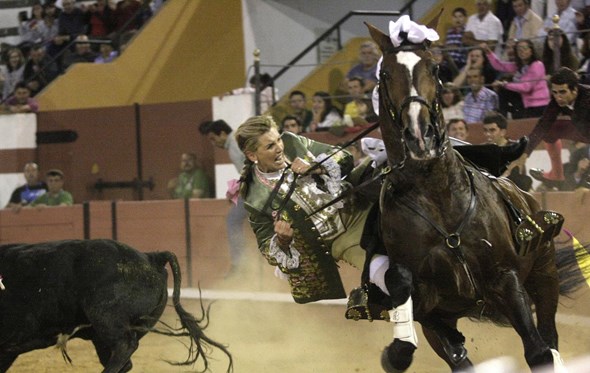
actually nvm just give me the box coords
[2,82,39,113]
[447,118,469,142]
[30,169,74,207]
[543,30,579,78]
[462,0,504,54]
[563,143,590,190]
[452,47,498,92]
[63,35,98,69]
[94,38,119,63]
[309,91,343,131]
[49,0,89,70]
[281,115,303,134]
[287,90,312,132]
[36,12,59,49]
[87,0,115,37]
[441,83,465,121]
[444,7,468,70]
[344,41,381,93]
[343,76,375,124]
[485,39,550,119]
[23,44,59,96]
[1,48,26,100]
[431,43,459,83]
[167,153,211,199]
[114,0,142,33]
[18,3,45,45]
[463,67,499,123]
[502,0,544,60]
[6,162,48,212]
[482,111,533,190]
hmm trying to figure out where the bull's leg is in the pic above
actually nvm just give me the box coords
[94,331,138,373]
[0,353,18,373]
[489,269,553,368]
[91,338,133,373]
[381,263,417,373]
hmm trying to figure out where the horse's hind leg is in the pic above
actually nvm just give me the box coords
[421,318,472,371]
[524,248,560,349]
[489,269,553,368]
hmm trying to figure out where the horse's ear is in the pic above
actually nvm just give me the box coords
[425,8,444,31]
[365,22,393,52]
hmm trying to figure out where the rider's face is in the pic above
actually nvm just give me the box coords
[246,128,287,173]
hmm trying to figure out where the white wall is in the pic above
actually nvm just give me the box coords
[241,0,436,97]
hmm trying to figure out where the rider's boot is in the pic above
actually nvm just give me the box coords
[345,254,392,321]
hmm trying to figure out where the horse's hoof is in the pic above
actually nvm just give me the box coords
[380,339,416,372]
[439,335,468,366]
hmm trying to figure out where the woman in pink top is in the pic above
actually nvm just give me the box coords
[484,39,550,119]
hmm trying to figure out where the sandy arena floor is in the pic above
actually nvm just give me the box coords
[7,238,590,373]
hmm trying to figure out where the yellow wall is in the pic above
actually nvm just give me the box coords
[39,0,245,111]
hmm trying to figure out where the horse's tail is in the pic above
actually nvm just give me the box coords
[555,233,590,296]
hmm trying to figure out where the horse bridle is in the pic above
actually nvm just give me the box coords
[378,43,447,170]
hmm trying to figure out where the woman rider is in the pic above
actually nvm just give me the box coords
[234,115,418,347]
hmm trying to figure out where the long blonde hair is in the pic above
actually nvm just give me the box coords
[234,116,279,197]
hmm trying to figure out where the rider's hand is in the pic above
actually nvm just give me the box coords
[274,219,294,253]
[291,157,323,175]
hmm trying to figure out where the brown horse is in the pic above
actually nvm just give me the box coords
[365,17,585,372]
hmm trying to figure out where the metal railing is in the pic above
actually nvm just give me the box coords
[270,10,402,83]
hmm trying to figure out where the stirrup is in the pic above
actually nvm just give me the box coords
[345,284,391,322]
[389,296,418,348]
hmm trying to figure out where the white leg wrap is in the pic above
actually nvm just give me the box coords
[389,296,418,348]
[551,349,567,373]
[369,254,390,295]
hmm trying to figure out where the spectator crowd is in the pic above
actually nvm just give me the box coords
[0,0,163,112]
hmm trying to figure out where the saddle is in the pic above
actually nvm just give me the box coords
[493,177,564,256]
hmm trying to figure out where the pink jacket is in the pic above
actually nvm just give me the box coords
[486,52,550,109]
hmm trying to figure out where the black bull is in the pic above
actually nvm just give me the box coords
[0,239,232,373]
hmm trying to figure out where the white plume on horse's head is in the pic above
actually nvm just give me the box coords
[371,16,440,116]
[388,15,440,48]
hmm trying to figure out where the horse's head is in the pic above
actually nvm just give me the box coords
[366,14,447,163]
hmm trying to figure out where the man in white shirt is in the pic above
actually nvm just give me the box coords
[463,0,505,54]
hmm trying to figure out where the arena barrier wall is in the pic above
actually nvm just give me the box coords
[1,192,588,290]
[0,199,231,288]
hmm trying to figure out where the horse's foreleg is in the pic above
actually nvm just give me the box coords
[489,269,553,368]
[381,263,417,373]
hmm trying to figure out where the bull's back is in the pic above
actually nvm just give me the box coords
[0,239,169,339]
